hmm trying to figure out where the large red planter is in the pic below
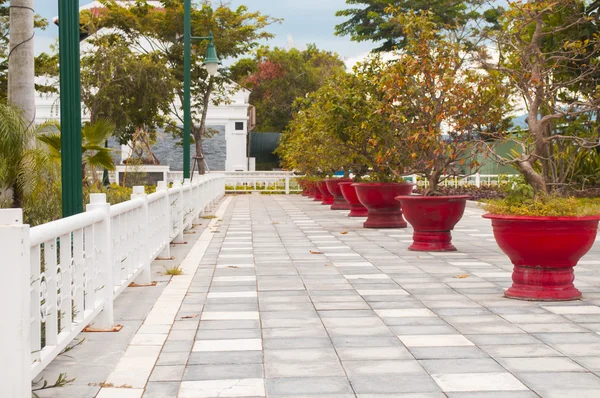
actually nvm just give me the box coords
[311,181,323,201]
[353,182,414,228]
[299,179,310,196]
[483,213,600,301]
[318,181,334,205]
[339,182,368,217]
[325,179,352,210]
[395,195,471,252]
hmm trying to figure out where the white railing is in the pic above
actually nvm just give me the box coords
[406,173,519,188]
[223,171,302,194]
[0,174,225,397]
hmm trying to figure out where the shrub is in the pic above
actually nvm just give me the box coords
[482,197,600,217]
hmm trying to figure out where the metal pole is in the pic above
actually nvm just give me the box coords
[183,0,192,179]
[59,0,83,217]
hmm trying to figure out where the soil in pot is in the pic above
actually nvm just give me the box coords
[353,182,414,228]
[339,182,368,217]
[325,179,352,210]
[483,213,600,301]
[396,195,471,251]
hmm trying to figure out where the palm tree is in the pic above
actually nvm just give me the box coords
[0,102,53,209]
[8,0,35,127]
[38,118,116,184]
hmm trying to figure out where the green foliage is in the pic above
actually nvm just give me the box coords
[0,103,56,215]
[164,265,183,275]
[334,0,498,52]
[483,175,600,216]
[373,11,510,194]
[79,31,174,145]
[277,63,406,181]
[38,118,117,172]
[481,0,600,195]
[96,0,278,153]
[483,196,600,217]
[231,45,346,133]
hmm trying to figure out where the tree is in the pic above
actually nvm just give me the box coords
[95,0,278,173]
[375,11,510,193]
[231,45,346,133]
[78,30,175,163]
[38,118,116,185]
[334,0,493,52]
[278,64,403,180]
[480,0,600,195]
[0,103,55,212]
[1,1,56,100]
[7,0,35,125]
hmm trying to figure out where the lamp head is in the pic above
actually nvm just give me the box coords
[203,31,220,76]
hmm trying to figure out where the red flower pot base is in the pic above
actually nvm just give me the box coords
[483,214,600,301]
[506,265,581,301]
[318,181,334,205]
[353,183,414,228]
[339,182,368,217]
[411,230,455,252]
[396,195,471,252]
[325,179,352,210]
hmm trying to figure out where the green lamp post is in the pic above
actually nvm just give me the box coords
[58,0,83,217]
[183,0,220,179]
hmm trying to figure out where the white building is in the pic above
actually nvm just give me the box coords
[36,1,252,172]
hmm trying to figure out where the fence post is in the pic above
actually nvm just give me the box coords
[132,186,152,285]
[157,181,171,258]
[412,174,418,191]
[0,209,30,398]
[285,175,290,195]
[86,194,115,330]
[475,173,481,188]
[172,180,185,243]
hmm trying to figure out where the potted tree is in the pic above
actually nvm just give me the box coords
[376,11,509,250]
[277,95,347,206]
[479,0,600,300]
[296,68,414,225]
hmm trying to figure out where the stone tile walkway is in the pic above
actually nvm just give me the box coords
[48,194,600,397]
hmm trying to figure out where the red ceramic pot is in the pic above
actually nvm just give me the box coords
[396,195,471,252]
[318,181,335,205]
[325,179,352,210]
[299,179,310,196]
[483,213,600,301]
[311,181,323,201]
[353,182,415,228]
[339,182,368,217]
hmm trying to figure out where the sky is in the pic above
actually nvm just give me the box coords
[33,0,377,65]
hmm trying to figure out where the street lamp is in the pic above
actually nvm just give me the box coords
[183,0,220,179]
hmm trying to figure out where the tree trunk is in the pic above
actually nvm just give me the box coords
[193,125,205,175]
[8,0,35,131]
[516,159,547,194]
[192,77,214,175]
[426,170,443,196]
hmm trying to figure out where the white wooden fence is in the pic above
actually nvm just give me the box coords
[406,173,518,188]
[0,174,225,397]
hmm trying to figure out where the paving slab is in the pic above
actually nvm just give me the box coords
[33,194,600,397]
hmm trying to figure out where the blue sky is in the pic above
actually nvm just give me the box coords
[33,0,377,63]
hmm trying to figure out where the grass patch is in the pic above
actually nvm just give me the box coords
[165,265,183,275]
[201,215,217,219]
